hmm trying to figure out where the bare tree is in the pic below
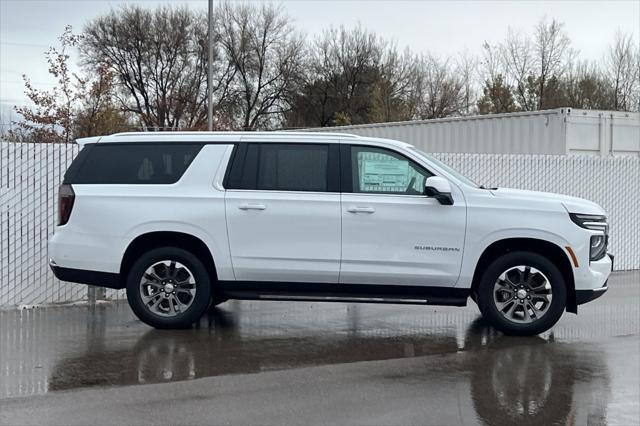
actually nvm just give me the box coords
[82,5,236,130]
[534,18,574,109]
[414,54,466,119]
[287,33,343,127]
[606,31,640,111]
[190,12,237,129]
[456,51,478,115]
[371,46,420,122]
[310,25,382,125]
[480,42,503,86]
[327,25,383,123]
[496,19,575,111]
[285,25,389,127]
[562,60,614,109]
[478,42,519,114]
[501,28,535,110]
[218,2,303,130]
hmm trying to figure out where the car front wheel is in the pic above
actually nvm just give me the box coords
[477,251,567,336]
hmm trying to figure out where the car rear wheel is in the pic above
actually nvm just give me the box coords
[477,251,567,336]
[126,247,212,329]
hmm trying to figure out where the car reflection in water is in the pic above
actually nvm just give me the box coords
[462,320,609,425]
[49,306,610,425]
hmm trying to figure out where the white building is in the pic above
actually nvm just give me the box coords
[305,108,640,157]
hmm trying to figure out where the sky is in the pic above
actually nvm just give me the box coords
[1,0,639,123]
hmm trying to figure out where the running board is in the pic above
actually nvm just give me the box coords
[218,281,469,307]
[229,292,429,305]
[259,294,429,304]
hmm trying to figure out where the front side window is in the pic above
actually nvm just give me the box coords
[227,143,330,192]
[351,146,432,195]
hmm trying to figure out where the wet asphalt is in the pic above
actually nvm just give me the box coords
[0,271,638,425]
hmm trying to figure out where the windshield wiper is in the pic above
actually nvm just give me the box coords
[479,185,498,190]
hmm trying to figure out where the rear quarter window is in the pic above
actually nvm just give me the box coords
[64,143,204,184]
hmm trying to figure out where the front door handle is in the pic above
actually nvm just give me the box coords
[347,206,375,214]
[238,203,266,211]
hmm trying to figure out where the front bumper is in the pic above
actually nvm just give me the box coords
[575,253,613,306]
[574,251,612,291]
[576,283,608,305]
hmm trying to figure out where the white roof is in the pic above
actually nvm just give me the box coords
[74,131,413,150]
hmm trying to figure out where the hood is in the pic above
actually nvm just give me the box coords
[489,188,606,216]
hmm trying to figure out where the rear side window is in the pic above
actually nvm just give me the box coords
[227,143,331,192]
[64,143,203,184]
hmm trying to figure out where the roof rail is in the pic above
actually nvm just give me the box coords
[75,136,102,146]
[107,131,360,138]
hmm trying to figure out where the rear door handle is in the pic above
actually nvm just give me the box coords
[347,206,375,214]
[238,203,266,211]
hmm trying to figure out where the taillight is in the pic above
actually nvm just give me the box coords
[58,184,75,225]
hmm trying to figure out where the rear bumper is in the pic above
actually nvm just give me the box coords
[50,263,123,289]
[48,229,123,273]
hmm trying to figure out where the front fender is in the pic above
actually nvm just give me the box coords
[458,227,573,287]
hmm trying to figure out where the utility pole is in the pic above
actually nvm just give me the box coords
[207,0,214,131]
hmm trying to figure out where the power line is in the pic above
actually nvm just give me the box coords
[0,68,25,75]
[0,42,49,48]
[1,80,56,86]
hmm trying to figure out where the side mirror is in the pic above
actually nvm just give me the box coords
[425,176,454,205]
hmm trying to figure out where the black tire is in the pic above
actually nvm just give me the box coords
[477,251,567,336]
[126,247,212,329]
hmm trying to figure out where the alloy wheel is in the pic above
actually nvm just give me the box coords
[492,265,553,324]
[139,260,197,317]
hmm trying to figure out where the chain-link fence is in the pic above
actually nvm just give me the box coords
[2,142,84,307]
[436,153,640,272]
[1,142,638,307]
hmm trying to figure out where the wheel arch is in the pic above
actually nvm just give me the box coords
[120,231,218,288]
[471,237,577,313]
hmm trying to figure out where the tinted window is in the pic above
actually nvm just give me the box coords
[64,143,203,184]
[227,144,330,192]
[351,146,432,195]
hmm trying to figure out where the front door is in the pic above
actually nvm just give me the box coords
[225,142,341,283]
[340,144,466,287]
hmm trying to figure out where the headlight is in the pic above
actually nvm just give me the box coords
[569,213,608,261]
[569,213,608,232]
[590,235,607,261]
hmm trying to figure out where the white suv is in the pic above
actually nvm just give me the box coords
[49,132,612,335]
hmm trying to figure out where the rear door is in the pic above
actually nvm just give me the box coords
[339,143,466,287]
[224,140,341,283]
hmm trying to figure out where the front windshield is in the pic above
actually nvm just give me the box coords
[409,147,478,188]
